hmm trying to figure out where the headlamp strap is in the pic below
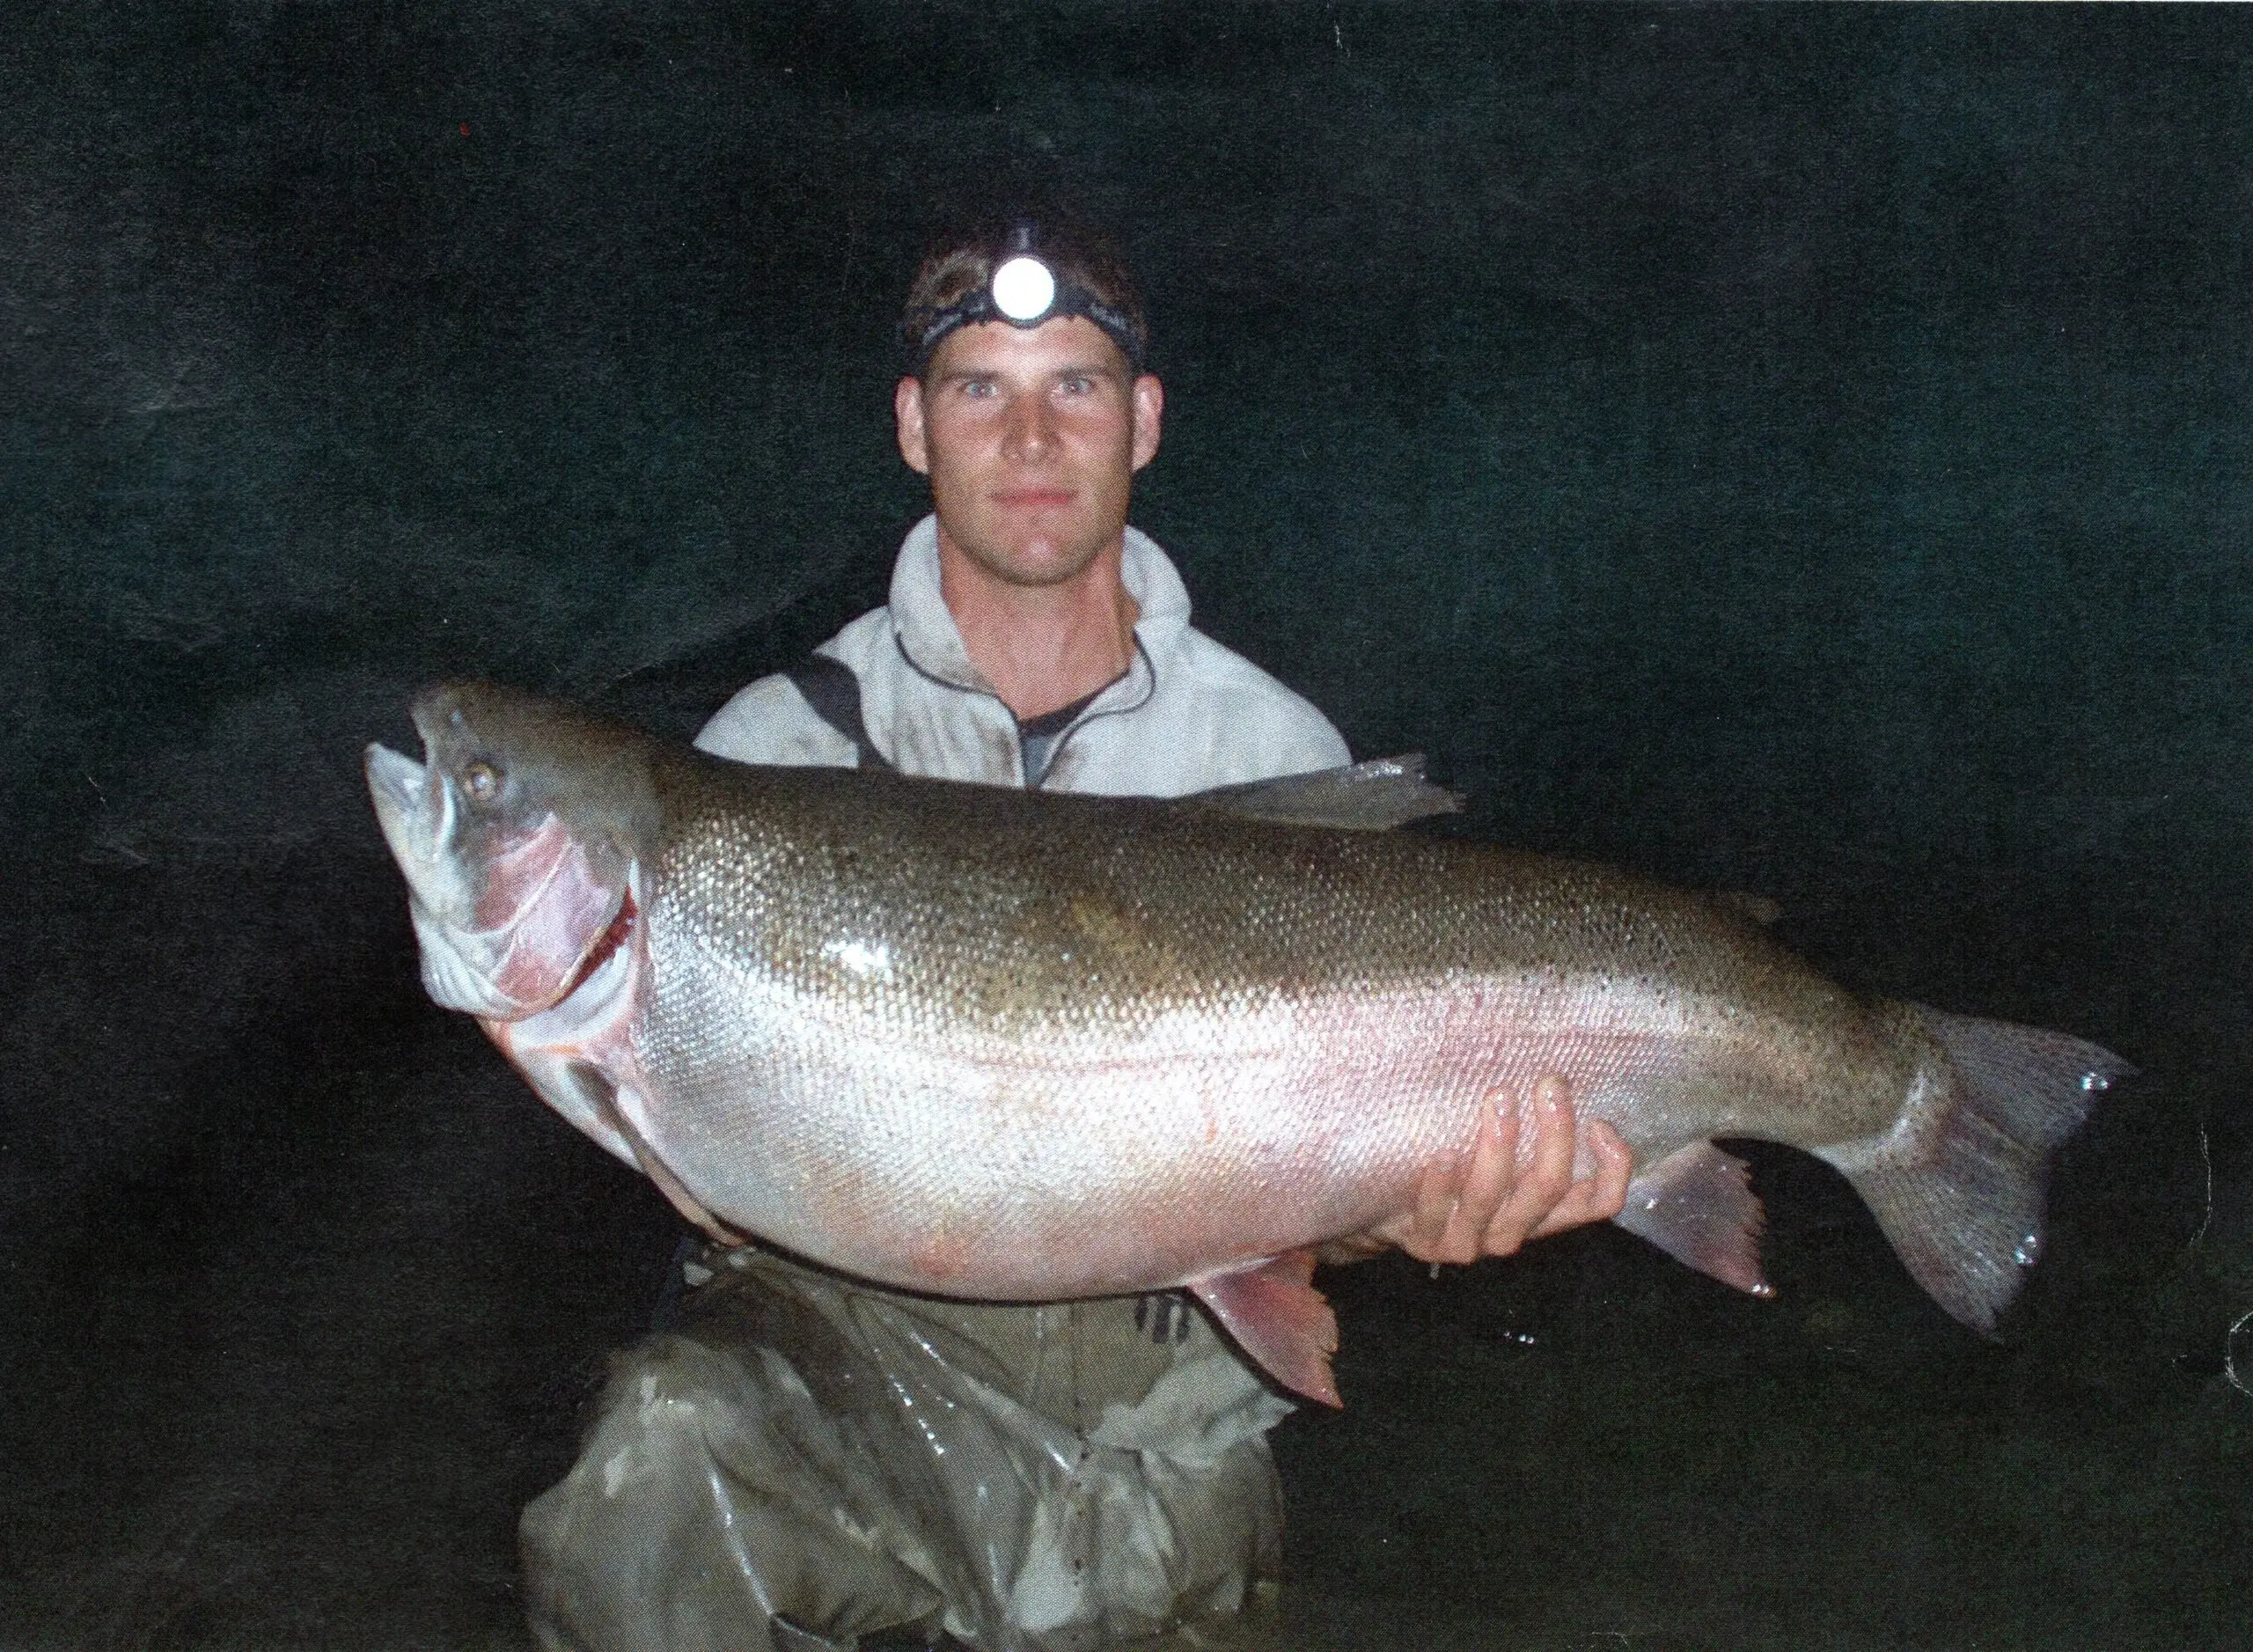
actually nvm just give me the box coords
[907,234,1143,371]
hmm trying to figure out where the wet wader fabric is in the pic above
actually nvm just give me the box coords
[520,1250,1289,1651]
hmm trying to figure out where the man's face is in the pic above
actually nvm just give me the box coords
[896,315,1163,589]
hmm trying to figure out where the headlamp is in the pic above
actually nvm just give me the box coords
[905,223,1146,372]
[989,255,1057,323]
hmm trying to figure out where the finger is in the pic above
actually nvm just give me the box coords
[1521,1074,1582,1208]
[1526,1118,1636,1239]
[1390,1093,1517,1265]
[1372,1146,1462,1258]
[1441,1090,1517,1262]
[1411,1136,1484,1264]
[1438,1090,1523,1263]
[1419,1142,1469,1245]
[1481,1074,1577,1257]
[1585,1119,1633,1217]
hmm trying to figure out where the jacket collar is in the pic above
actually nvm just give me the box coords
[888,514,1192,701]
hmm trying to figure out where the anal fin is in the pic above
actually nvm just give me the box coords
[1186,1251,1342,1407]
[1612,1141,1772,1300]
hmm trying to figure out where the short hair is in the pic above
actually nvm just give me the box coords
[900,217,1149,375]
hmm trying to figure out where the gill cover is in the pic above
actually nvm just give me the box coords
[365,682,656,1020]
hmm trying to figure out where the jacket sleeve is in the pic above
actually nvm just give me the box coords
[1162,634,1351,789]
[1212,680,1351,781]
[694,672,860,769]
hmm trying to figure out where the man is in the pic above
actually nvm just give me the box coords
[521,219,1632,1652]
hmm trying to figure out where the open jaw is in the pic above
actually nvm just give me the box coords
[363,740,631,1020]
[364,742,447,895]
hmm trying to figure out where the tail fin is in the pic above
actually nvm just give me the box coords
[1817,1007,2132,1333]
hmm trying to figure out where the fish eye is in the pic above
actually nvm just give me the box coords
[462,760,503,804]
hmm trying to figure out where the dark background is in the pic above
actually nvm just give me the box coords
[4,4,2249,1647]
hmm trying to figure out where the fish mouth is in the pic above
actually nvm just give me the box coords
[366,729,634,1020]
[365,738,518,1016]
[365,741,449,892]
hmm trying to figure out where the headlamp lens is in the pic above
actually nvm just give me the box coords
[990,255,1057,323]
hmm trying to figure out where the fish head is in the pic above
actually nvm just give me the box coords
[365,681,658,1021]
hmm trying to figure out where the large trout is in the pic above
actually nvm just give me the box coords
[366,682,2126,1405]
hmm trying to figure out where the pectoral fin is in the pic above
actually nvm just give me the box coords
[1612,1141,1773,1300]
[1187,1250,1343,1407]
[570,1061,747,1249]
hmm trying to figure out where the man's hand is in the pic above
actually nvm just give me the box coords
[1321,1076,1633,1266]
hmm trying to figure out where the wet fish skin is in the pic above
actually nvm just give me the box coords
[366,682,2129,1405]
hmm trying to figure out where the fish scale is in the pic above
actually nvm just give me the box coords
[368,681,2129,1406]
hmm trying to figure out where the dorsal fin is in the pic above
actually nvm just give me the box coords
[1709,889,1783,926]
[1187,754,1462,833]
